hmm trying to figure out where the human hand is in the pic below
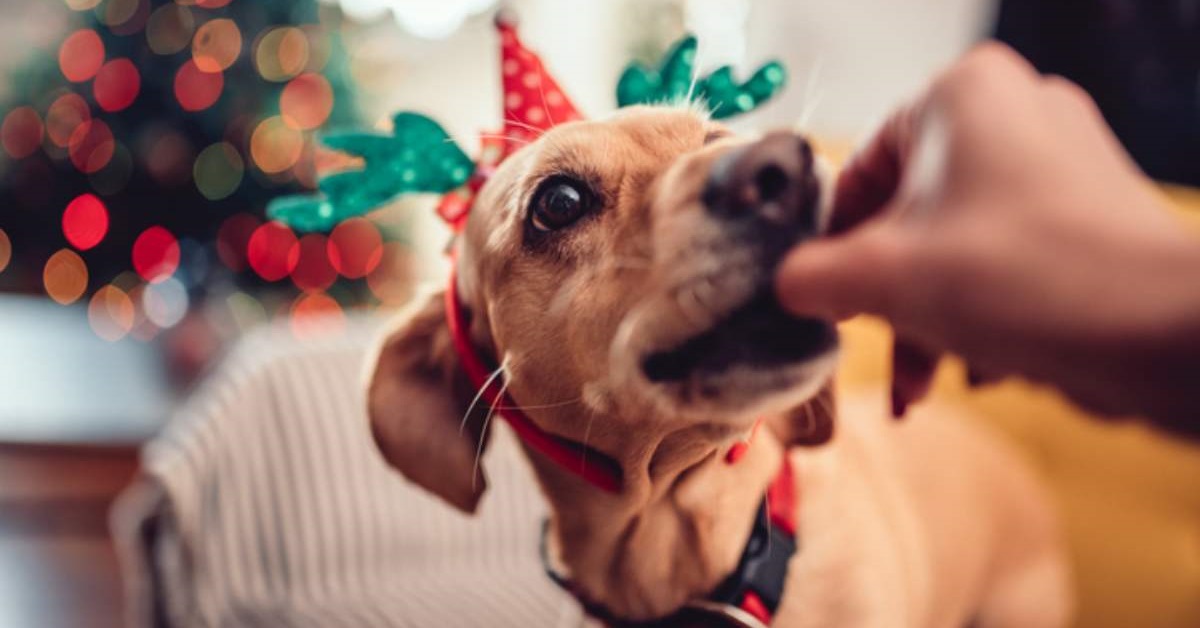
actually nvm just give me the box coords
[776,43,1200,431]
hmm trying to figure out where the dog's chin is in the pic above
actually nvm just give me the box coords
[614,289,839,424]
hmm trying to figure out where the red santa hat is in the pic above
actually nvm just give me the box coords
[436,13,584,230]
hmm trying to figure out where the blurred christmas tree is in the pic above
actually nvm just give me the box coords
[0,0,399,342]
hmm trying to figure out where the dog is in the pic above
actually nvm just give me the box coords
[366,105,1072,627]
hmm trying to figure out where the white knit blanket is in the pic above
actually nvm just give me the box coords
[113,319,589,628]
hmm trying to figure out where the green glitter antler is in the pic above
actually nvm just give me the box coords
[616,35,786,119]
[267,112,475,232]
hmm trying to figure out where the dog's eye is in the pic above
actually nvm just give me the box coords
[530,177,592,233]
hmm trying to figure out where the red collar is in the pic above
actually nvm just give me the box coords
[444,265,623,493]
[446,261,799,625]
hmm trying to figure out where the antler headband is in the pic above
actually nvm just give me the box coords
[268,14,786,233]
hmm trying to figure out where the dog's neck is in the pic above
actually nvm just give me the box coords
[524,418,788,621]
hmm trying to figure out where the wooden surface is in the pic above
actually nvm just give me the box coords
[0,443,139,628]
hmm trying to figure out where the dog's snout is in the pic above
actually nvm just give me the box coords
[702,132,817,233]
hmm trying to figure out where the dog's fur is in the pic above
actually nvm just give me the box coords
[367,107,1072,627]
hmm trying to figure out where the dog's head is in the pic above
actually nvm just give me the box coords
[368,106,837,512]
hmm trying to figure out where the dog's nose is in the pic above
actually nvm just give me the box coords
[702,132,818,234]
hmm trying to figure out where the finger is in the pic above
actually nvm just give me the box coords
[830,103,922,234]
[891,337,940,419]
[965,365,1005,389]
[774,224,903,321]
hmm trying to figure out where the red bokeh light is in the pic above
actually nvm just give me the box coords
[196,0,234,8]
[1,107,44,159]
[68,119,115,174]
[59,29,105,83]
[45,93,91,147]
[290,292,345,339]
[291,233,337,292]
[216,213,261,271]
[280,73,333,130]
[62,193,109,251]
[247,221,300,282]
[327,218,383,279]
[132,226,181,283]
[93,58,140,112]
[174,60,223,112]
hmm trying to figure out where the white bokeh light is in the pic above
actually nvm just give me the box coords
[324,0,498,39]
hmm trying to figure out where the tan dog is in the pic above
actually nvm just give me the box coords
[367,106,1072,627]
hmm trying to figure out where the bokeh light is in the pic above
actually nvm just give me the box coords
[367,242,416,306]
[142,277,188,329]
[174,59,224,112]
[192,18,242,73]
[225,290,267,331]
[93,58,140,112]
[246,221,299,281]
[291,233,337,292]
[96,0,150,35]
[43,249,89,305]
[144,130,194,186]
[146,3,195,55]
[254,26,308,82]
[68,119,115,174]
[126,283,156,342]
[250,116,303,174]
[132,226,181,283]
[88,285,135,342]
[1,106,44,159]
[89,141,134,195]
[58,29,104,83]
[62,193,109,251]
[0,229,11,274]
[193,141,244,200]
[65,0,102,10]
[290,291,344,339]
[280,73,333,130]
[196,0,234,8]
[216,213,260,271]
[45,92,90,147]
[301,25,332,73]
[328,217,383,279]
[96,0,138,26]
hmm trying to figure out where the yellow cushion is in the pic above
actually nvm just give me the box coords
[834,187,1200,628]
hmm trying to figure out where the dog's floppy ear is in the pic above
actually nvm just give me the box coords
[767,384,836,447]
[367,290,491,513]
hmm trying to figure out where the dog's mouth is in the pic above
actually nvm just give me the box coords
[641,290,835,383]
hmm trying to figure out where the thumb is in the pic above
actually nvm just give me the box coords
[773,226,903,321]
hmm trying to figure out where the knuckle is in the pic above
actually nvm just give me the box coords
[1043,75,1099,110]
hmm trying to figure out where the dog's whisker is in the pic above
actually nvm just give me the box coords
[472,366,511,491]
[536,75,557,127]
[495,396,583,411]
[503,118,546,136]
[460,359,509,435]
[795,55,826,133]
